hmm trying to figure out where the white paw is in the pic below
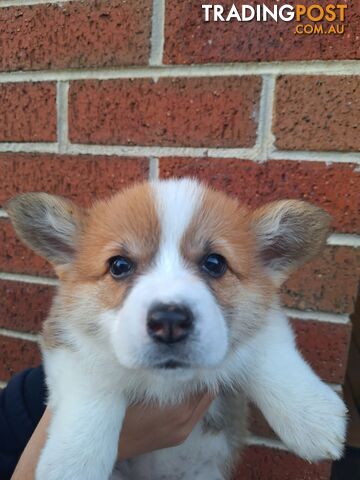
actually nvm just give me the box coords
[276,383,347,462]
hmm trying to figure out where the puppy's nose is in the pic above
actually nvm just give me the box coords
[147,303,194,344]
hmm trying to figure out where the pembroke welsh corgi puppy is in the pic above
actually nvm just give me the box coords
[6,179,347,480]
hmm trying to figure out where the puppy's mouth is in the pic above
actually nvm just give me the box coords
[155,359,190,369]
[143,341,195,370]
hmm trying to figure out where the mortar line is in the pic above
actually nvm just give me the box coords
[0,327,39,342]
[56,81,69,154]
[0,61,360,83]
[245,434,288,451]
[1,142,359,164]
[67,143,258,159]
[0,0,72,6]
[0,143,58,154]
[284,308,350,325]
[61,144,360,164]
[269,149,360,163]
[150,0,165,66]
[328,233,360,248]
[0,272,58,286]
[149,157,160,180]
[256,74,276,161]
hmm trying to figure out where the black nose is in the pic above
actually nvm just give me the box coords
[147,303,194,344]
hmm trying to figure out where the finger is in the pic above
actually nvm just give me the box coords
[179,392,211,416]
[188,392,215,426]
[188,391,215,408]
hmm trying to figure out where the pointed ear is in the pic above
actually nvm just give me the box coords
[5,193,84,266]
[250,200,331,285]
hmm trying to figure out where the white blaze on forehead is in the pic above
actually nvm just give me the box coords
[109,179,229,370]
[151,179,204,269]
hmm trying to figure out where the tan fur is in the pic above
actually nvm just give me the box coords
[45,183,160,348]
[182,188,276,344]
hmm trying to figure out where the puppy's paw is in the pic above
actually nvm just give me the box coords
[277,384,347,462]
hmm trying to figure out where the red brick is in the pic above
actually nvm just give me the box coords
[282,246,360,314]
[248,404,276,440]
[274,76,360,151]
[0,219,53,277]
[0,153,148,208]
[0,83,56,142]
[291,319,351,383]
[159,157,360,234]
[0,0,151,71]
[234,446,332,480]
[165,0,358,64]
[0,336,41,382]
[0,281,54,333]
[69,77,261,147]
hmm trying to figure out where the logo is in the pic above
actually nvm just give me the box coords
[201,3,348,35]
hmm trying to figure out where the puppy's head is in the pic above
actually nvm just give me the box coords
[6,179,330,371]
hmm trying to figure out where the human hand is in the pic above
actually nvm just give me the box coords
[118,392,215,460]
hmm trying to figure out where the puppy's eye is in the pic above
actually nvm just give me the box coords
[201,253,227,278]
[109,256,134,279]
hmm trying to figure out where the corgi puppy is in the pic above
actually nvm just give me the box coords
[6,179,346,480]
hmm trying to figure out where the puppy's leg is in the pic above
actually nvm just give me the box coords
[238,312,347,461]
[36,351,125,480]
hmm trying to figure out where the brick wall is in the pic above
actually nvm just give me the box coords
[0,1,359,478]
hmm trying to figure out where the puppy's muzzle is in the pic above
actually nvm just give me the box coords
[147,303,194,344]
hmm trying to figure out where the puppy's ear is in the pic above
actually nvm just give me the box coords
[5,193,84,266]
[250,200,331,285]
